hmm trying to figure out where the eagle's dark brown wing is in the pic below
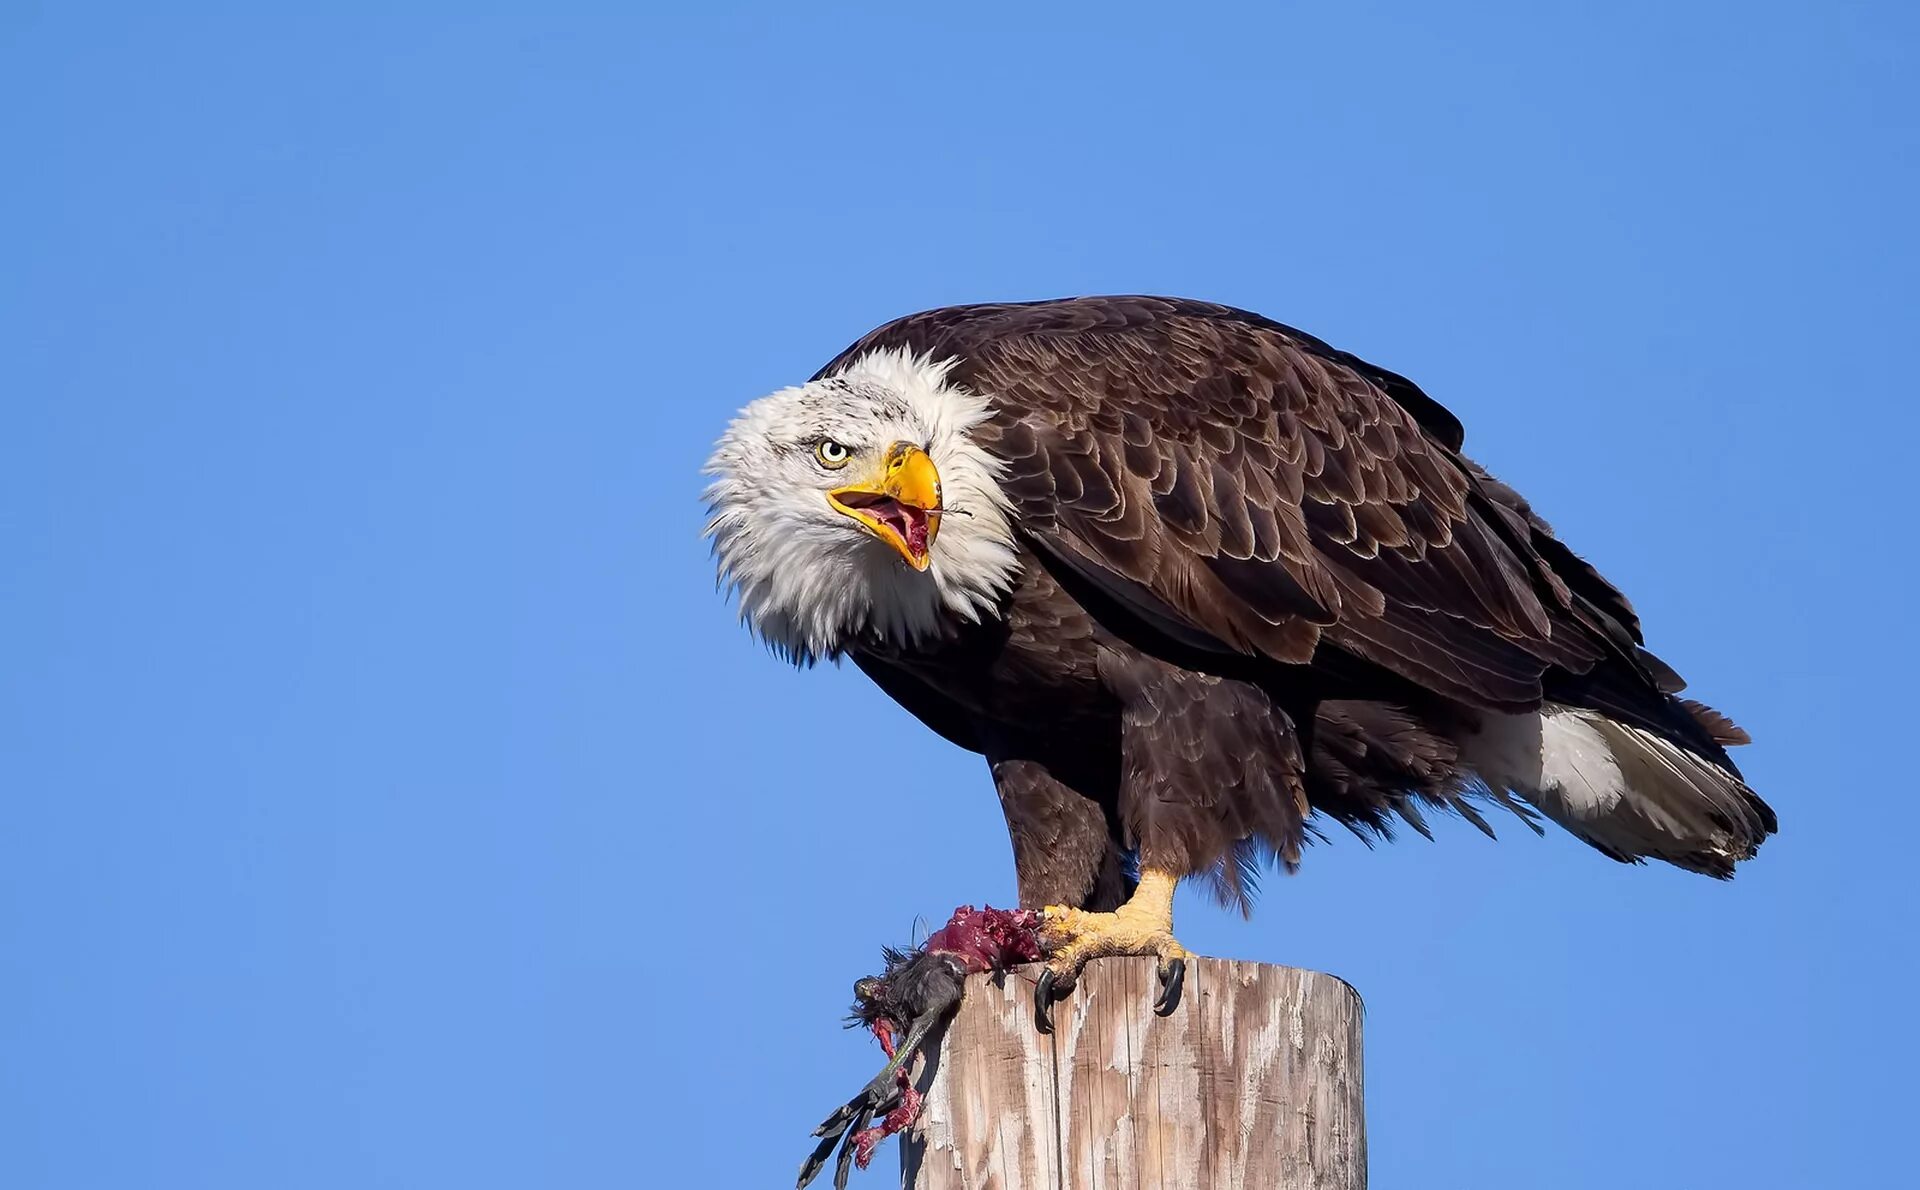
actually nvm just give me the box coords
[819,295,1642,717]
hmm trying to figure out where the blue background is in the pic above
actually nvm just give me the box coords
[5,3,1914,1186]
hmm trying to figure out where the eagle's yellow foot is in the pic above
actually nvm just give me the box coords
[1033,869,1189,1034]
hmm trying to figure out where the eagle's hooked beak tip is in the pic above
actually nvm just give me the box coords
[828,442,942,571]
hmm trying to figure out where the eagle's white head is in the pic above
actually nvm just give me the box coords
[703,349,1021,663]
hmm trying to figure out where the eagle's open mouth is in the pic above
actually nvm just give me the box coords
[833,489,934,559]
[826,442,944,571]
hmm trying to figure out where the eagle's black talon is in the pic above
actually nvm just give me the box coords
[1033,968,1059,1034]
[1153,957,1186,1016]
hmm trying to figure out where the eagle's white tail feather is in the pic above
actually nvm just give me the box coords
[1461,703,1770,877]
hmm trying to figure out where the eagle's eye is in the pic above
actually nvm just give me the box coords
[814,439,854,469]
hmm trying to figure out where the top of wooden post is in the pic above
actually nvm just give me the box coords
[901,955,1365,1190]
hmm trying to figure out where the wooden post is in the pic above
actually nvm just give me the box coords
[900,956,1365,1190]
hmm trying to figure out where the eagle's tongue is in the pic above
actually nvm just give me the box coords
[903,507,929,557]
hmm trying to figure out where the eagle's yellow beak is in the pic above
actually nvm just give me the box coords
[827,442,942,572]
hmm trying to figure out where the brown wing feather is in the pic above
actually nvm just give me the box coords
[819,295,1626,713]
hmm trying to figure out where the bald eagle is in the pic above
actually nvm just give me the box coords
[705,296,1775,1030]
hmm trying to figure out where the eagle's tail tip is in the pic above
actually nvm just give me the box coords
[1463,703,1777,877]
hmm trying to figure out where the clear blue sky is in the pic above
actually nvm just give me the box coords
[4,3,1914,1187]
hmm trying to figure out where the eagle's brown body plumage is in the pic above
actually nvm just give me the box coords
[811,296,1774,912]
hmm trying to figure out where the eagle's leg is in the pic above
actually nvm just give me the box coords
[1033,867,1189,1034]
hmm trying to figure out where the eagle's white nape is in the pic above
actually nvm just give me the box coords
[1461,702,1761,869]
[703,348,1021,663]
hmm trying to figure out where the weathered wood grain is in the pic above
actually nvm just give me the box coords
[901,957,1364,1190]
